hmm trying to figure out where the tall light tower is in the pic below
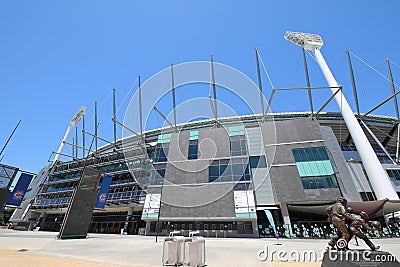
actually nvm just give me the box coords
[54,107,86,162]
[285,31,399,200]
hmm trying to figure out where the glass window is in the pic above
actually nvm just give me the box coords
[209,165,219,179]
[295,162,307,177]
[387,169,400,181]
[208,160,251,182]
[292,146,331,162]
[229,126,245,136]
[249,156,266,168]
[230,135,247,156]
[308,161,320,176]
[292,146,338,190]
[153,144,169,162]
[386,169,400,186]
[359,192,377,201]
[189,130,199,141]
[292,149,301,162]
[188,139,199,160]
[157,133,171,144]
[317,147,329,160]
[149,165,166,185]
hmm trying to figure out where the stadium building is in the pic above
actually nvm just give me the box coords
[10,32,400,238]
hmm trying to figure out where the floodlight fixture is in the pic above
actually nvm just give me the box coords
[70,106,86,126]
[284,31,323,50]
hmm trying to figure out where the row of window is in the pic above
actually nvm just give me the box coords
[292,147,339,190]
[292,146,329,162]
[300,175,339,190]
[153,127,248,163]
[209,162,251,182]
[36,197,71,206]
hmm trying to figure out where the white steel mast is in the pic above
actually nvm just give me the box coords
[285,31,399,200]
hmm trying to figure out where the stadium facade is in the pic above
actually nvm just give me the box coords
[9,112,400,237]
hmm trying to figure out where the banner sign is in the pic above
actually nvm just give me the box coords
[5,173,33,207]
[234,191,256,217]
[95,175,112,209]
[264,209,279,239]
[141,194,160,219]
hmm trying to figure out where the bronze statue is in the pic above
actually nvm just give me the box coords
[326,197,352,249]
[327,198,382,250]
[348,211,381,251]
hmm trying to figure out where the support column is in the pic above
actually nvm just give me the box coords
[314,48,399,200]
[123,207,133,235]
[280,203,292,237]
[33,212,46,230]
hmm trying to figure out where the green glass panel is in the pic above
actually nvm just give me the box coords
[315,161,329,176]
[295,162,307,177]
[229,126,245,136]
[308,161,320,176]
[321,160,334,175]
[189,130,199,140]
[303,162,314,177]
[158,133,171,144]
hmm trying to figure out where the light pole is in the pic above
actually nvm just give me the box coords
[285,31,399,200]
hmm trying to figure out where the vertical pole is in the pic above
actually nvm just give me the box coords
[255,49,265,116]
[397,124,400,163]
[346,50,361,117]
[210,54,218,120]
[171,64,177,131]
[94,101,98,152]
[139,75,143,141]
[82,115,85,157]
[302,48,314,116]
[72,137,75,160]
[313,47,399,200]
[386,60,400,119]
[0,119,21,158]
[113,88,117,148]
[75,126,78,159]
[386,59,400,162]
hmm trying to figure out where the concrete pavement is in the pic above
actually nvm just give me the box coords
[0,229,399,266]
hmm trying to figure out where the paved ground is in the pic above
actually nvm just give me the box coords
[0,229,399,266]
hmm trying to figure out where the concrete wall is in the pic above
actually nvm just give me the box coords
[320,126,361,201]
[261,118,342,203]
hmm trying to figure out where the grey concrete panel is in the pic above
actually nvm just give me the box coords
[320,126,361,201]
[304,188,341,201]
[167,131,189,162]
[198,127,230,159]
[269,165,307,202]
[347,162,373,193]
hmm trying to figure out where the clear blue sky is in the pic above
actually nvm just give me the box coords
[1,1,400,174]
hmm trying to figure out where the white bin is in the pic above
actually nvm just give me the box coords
[162,236,185,266]
[185,236,206,267]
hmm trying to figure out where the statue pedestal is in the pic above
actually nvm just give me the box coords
[321,249,399,267]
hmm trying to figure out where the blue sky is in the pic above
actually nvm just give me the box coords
[1,1,400,175]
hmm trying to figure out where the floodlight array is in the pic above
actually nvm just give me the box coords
[284,31,323,50]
